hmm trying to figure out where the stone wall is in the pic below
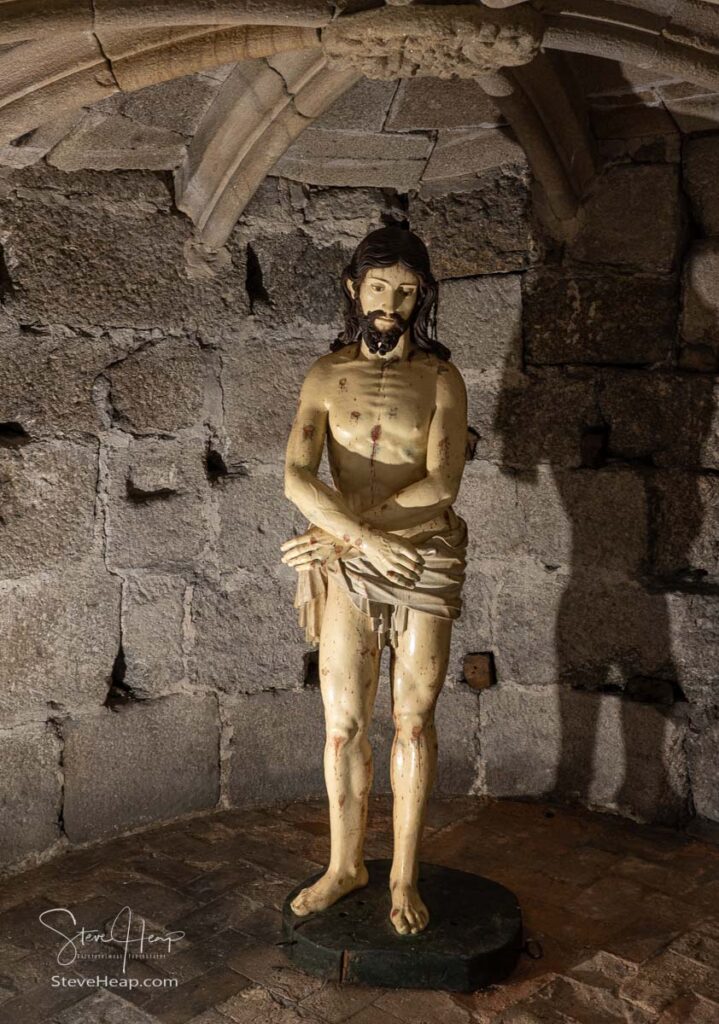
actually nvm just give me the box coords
[0,125,717,874]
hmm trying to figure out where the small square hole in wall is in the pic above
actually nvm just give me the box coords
[462,652,496,691]
[580,424,610,469]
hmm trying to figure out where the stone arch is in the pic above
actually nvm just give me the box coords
[1,1,719,241]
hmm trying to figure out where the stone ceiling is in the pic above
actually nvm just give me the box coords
[1,0,719,249]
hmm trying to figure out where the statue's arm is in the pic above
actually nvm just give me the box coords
[361,363,468,532]
[284,364,367,545]
[282,363,427,588]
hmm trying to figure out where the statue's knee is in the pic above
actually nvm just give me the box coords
[327,717,366,751]
[393,709,434,741]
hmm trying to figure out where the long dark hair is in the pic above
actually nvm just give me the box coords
[332,226,451,361]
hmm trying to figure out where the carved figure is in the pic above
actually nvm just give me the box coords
[281,227,469,935]
[322,3,543,80]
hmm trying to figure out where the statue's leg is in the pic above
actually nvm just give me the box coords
[388,609,452,935]
[290,574,382,916]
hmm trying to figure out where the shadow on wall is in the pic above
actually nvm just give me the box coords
[491,157,717,826]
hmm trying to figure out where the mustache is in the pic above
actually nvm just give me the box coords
[362,309,407,330]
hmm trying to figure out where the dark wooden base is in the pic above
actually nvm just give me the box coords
[282,859,523,993]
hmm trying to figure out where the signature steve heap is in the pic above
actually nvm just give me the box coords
[39,905,185,973]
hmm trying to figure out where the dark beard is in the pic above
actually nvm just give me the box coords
[358,309,409,355]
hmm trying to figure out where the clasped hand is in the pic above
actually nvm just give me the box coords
[280,525,425,589]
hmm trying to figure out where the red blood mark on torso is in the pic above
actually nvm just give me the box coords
[368,424,383,501]
[302,423,315,440]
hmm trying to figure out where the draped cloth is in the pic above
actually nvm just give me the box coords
[293,508,468,649]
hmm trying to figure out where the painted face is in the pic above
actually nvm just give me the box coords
[353,263,420,356]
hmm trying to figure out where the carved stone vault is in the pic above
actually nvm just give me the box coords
[2,0,719,247]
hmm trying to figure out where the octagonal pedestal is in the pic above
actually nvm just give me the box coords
[282,859,523,993]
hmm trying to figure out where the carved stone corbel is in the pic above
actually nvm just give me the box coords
[321,3,544,80]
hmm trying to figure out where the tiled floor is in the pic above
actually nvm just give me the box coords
[1,796,718,1023]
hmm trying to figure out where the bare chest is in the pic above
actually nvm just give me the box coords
[327,358,437,463]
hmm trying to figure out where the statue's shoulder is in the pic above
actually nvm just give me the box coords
[415,349,464,381]
[313,342,360,371]
[427,354,466,399]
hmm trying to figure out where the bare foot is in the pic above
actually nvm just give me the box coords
[390,882,429,935]
[290,865,369,916]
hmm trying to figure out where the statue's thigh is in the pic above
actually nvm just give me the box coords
[392,610,453,714]
[319,576,382,720]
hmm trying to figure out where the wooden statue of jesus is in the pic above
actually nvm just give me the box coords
[281,227,468,936]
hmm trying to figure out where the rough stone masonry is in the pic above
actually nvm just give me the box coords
[0,69,718,877]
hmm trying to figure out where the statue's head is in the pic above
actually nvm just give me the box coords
[333,226,450,361]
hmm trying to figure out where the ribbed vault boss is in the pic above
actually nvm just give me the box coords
[282,227,469,936]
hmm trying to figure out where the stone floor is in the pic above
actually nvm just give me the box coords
[1,796,718,1024]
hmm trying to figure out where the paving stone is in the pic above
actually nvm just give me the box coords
[618,948,719,1014]
[97,878,197,928]
[523,269,676,366]
[375,987,477,1023]
[224,934,325,1003]
[665,926,719,968]
[63,695,220,842]
[144,928,254,987]
[2,798,719,1024]
[0,562,120,725]
[656,991,719,1023]
[216,983,325,1024]
[298,978,383,1023]
[567,949,639,992]
[0,979,86,1024]
[517,973,653,1024]
[0,723,61,870]
[144,964,252,1024]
